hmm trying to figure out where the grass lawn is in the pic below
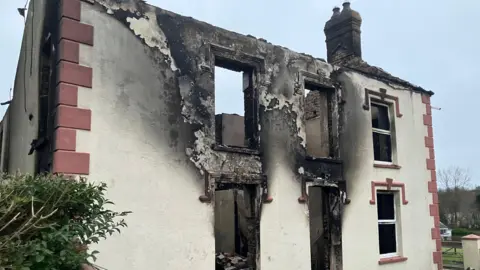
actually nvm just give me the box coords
[442,247,463,266]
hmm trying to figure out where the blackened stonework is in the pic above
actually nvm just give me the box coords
[88,0,345,268]
[305,91,325,120]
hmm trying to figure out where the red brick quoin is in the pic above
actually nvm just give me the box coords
[422,94,442,270]
[53,0,93,175]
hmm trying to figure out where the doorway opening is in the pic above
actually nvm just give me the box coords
[308,185,343,270]
[215,184,260,269]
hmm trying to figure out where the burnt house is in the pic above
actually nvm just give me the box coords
[0,0,441,269]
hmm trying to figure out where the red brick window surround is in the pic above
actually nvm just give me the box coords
[422,94,442,270]
[378,256,407,265]
[374,189,407,265]
[363,88,403,118]
[53,0,94,176]
[369,178,408,205]
[364,88,401,169]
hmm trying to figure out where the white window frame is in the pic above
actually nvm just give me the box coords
[371,101,394,165]
[377,191,399,258]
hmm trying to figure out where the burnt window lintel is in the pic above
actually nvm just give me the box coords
[212,144,261,156]
[363,88,403,118]
[301,70,335,92]
[199,170,268,204]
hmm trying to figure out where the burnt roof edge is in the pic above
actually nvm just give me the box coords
[338,65,434,96]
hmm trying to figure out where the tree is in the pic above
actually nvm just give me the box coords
[438,167,472,227]
[0,173,131,270]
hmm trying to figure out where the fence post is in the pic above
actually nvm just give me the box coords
[462,234,480,270]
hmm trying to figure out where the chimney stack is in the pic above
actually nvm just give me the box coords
[324,1,362,63]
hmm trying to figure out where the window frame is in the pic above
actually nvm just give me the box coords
[209,44,264,153]
[370,100,395,165]
[304,80,335,158]
[377,191,399,258]
[213,63,255,149]
[301,70,338,159]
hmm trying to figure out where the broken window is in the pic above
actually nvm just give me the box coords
[214,59,258,150]
[371,102,393,163]
[304,82,333,158]
[215,186,258,269]
[377,192,398,256]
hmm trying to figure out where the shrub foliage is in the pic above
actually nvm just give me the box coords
[0,173,131,270]
[452,227,475,236]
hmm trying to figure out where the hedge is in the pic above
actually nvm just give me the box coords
[0,173,131,270]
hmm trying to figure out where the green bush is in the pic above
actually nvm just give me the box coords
[452,228,475,236]
[0,173,131,270]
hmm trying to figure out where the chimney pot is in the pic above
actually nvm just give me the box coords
[332,7,340,17]
[324,1,362,63]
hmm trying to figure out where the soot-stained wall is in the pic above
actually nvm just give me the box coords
[79,0,342,269]
[2,0,438,269]
[7,0,48,173]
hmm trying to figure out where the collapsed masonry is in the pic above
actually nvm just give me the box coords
[215,186,259,269]
[216,252,249,270]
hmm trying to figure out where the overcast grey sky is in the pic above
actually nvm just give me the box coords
[1,0,478,184]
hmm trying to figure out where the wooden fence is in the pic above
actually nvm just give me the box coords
[442,241,464,270]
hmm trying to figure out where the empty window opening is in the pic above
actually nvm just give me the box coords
[371,102,393,163]
[215,67,244,116]
[304,82,332,158]
[214,59,257,149]
[377,192,399,257]
[215,186,258,269]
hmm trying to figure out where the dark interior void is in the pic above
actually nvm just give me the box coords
[371,104,390,130]
[304,82,333,158]
[378,224,396,254]
[377,192,397,255]
[36,0,59,174]
[37,40,53,173]
[372,133,392,162]
[308,186,326,270]
[215,186,258,270]
[307,185,343,269]
[214,58,258,150]
[371,103,393,162]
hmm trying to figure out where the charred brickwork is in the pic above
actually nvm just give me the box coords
[324,2,362,64]
[305,91,326,121]
[304,88,335,158]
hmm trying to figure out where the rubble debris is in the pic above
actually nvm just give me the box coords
[215,252,249,270]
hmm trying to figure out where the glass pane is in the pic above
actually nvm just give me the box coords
[371,104,390,130]
[378,224,396,254]
[377,193,394,220]
[373,132,392,162]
